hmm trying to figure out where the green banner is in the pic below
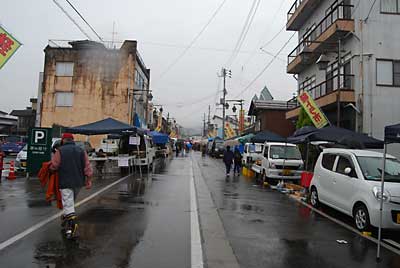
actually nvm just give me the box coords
[0,26,21,69]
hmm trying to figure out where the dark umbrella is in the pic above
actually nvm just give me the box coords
[315,126,383,149]
[287,126,383,149]
[250,130,285,143]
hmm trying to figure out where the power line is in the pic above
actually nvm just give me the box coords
[260,24,286,49]
[65,0,103,42]
[234,32,296,98]
[226,0,261,67]
[157,0,228,80]
[242,0,289,67]
[52,0,92,40]
[365,0,377,21]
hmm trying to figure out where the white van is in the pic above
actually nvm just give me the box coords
[99,138,119,155]
[133,135,156,167]
[242,143,264,165]
[252,142,304,183]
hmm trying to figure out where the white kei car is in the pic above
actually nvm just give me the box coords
[310,148,400,231]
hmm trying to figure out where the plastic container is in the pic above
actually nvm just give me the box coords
[300,172,313,188]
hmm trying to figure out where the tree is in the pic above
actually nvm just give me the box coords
[296,108,313,129]
[295,108,317,171]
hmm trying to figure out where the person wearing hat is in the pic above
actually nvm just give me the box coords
[51,133,93,238]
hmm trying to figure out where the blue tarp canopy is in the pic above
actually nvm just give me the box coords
[150,131,169,144]
[66,118,138,135]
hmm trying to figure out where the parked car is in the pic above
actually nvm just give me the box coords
[0,135,27,155]
[211,139,225,158]
[15,144,28,171]
[242,143,264,166]
[310,148,400,231]
[251,142,304,183]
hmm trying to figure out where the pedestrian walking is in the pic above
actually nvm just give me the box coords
[50,133,93,239]
[223,146,234,177]
[233,147,242,176]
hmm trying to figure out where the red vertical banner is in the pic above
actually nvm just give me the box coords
[239,109,245,133]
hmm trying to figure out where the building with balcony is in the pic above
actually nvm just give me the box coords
[285,0,400,143]
[39,40,151,146]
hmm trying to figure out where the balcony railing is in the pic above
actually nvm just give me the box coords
[288,2,353,66]
[287,74,354,106]
[287,0,305,22]
[305,74,354,100]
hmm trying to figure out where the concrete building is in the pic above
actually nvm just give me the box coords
[285,0,400,144]
[10,98,37,136]
[39,40,151,146]
[248,100,296,137]
[0,111,17,134]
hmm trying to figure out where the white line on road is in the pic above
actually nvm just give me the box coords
[190,160,204,268]
[290,196,400,256]
[0,174,131,251]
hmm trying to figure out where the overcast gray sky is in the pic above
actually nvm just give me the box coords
[0,0,297,129]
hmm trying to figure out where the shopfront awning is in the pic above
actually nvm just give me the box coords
[66,118,139,135]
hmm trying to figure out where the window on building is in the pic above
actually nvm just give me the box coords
[381,0,399,13]
[377,59,400,86]
[55,62,74,76]
[55,92,74,107]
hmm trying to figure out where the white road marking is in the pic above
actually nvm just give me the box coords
[0,174,131,251]
[383,239,400,250]
[190,160,204,268]
[290,196,400,256]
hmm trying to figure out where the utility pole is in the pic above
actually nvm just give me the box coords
[220,68,231,140]
[207,105,211,137]
[203,113,206,137]
[337,38,342,127]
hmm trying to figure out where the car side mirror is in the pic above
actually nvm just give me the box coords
[344,167,352,175]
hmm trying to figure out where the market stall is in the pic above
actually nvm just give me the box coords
[66,118,146,175]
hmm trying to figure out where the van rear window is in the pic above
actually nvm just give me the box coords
[322,154,336,171]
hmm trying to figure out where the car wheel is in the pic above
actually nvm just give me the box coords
[354,204,370,231]
[310,187,319,208]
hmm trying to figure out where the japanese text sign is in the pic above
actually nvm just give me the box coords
[27,128,52,174]
[0,26,21,69]
[298,91,328,129]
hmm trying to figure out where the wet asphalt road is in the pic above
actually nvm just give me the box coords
[0,158,190,268]
[193,153,400,268]
[1,152,400,267]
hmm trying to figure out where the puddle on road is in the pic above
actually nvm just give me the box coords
[80,207,127,223]
[249,219,264,223]
[223,191,239,199]
[34,240,91,267]
[27,199,52,208]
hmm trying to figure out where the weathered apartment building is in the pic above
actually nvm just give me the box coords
[39,40,151,144]
[285,0,400,143]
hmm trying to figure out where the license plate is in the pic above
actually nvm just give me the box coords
[282,169,292,176]
[21,162,27,167]
[397,214,400,224]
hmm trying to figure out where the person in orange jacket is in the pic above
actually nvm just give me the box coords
[51,133,93,239]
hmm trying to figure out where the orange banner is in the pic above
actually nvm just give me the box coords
[239,109,245,133]
[298,91,329,129]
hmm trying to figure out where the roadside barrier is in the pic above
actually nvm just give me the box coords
[7,161,16,180]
